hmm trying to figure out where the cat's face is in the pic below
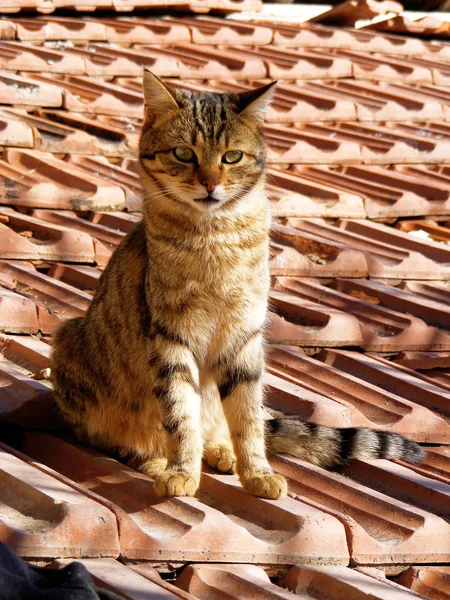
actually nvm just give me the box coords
[139,72,275,214]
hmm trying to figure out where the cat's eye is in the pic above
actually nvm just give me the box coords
[222,150,243,164]
[173,147,196,163]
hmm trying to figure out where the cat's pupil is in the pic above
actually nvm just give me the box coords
[222,150,243,164]
[174,147,195,162]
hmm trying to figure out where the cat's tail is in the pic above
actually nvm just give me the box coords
[265,419,425,468]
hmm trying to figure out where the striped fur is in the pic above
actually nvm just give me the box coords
[50,71,424,501]
[265,420,424,468]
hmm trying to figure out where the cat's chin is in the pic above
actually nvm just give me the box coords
[186,195,225,213]
[194,195,220,205]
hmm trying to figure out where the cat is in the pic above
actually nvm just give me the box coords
[50,70,424,500]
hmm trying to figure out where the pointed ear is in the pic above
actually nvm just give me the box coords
[237,81,277,125]
[142,69,179,123]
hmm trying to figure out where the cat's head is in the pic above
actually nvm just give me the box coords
[139,70,275,214]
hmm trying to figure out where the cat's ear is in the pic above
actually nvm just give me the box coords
[142,69,179,122]
[237,81,277,125]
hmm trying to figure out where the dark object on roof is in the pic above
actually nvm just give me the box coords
[0,543,122,600]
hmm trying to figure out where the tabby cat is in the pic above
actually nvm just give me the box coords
[50,71,424,500]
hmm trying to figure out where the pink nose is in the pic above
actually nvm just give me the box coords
[199,174,219,194]
[203,181,217,193]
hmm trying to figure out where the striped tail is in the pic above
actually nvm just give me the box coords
[265,419,425,468]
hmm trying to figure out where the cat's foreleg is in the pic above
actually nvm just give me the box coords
[200,374,236,473]
[150,339,203,497]
[217,334,287,499]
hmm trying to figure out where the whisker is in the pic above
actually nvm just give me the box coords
[265,170,279,186]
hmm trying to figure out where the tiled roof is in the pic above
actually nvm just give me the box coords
[0,0,262,15]
[1,8,450,600]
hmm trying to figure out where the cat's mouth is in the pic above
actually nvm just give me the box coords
[194,194,220,204]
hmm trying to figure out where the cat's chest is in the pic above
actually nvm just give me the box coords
[171,279,268,363]
[147,220,270,361]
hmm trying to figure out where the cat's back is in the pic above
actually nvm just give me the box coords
[50,221,152,418]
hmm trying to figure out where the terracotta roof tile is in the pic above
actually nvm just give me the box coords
[259,22,450,57]
[0,259,92,327]
[165,15,272,45]
[206,79,358,122]
[0,19,17,40]
[18,431,350,564]
[374,346,450,403]
[46,262,102,291]
[0,443,120,559]
[268,288,365,347]
[287,80,443,123]
[0,334,51,374]
[272,452,450,565]
[0,288,40,335]
[0,41,86,74]
[267,169,366,219]
[56,558,196,599]
[176,563,299,598]
[401,447,450,487]
[265,125,361,164]
[284,565,425,599]
[397,216,450,242]
[32,74,144,116]
[237,46,353,79]
[292,122,450,165]
[331,49,434,84]
[307,0,403,28]
[334,278,450,332]
[0,208,97,262]
[0,111,34,149]
[0,0,263,15]
[279,218,450,279]
[264,368,354,427]
[342,456,450,522]
[270,224,369,276]
[275,277,450,352]
[2,109,135,156]
[1,8,450,593]
[0,72,63,107]
[0,362,53,424]
[395,566,450,599]
[363,14,450,39]
[292,166,450,219]
[32,209,125,251]
[101,16,192,43]
[8,43,450,86]
[339,81,446,122]
[13,15,191,43]
[393,351,450,371]
[14,16,107,41]
[321,350,450,432]
[0,151,127,209]
[267,346,450,443]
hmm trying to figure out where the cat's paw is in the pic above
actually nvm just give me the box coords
[204,444,236,474]
[241,472,287,500]
[153,471,198,497]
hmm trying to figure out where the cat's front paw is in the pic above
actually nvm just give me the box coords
[241,472,287,500]
[154,471,198,497]
[204,443,236,473]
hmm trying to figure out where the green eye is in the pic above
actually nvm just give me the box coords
[222,150,243,164]
[173,147,196,163]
